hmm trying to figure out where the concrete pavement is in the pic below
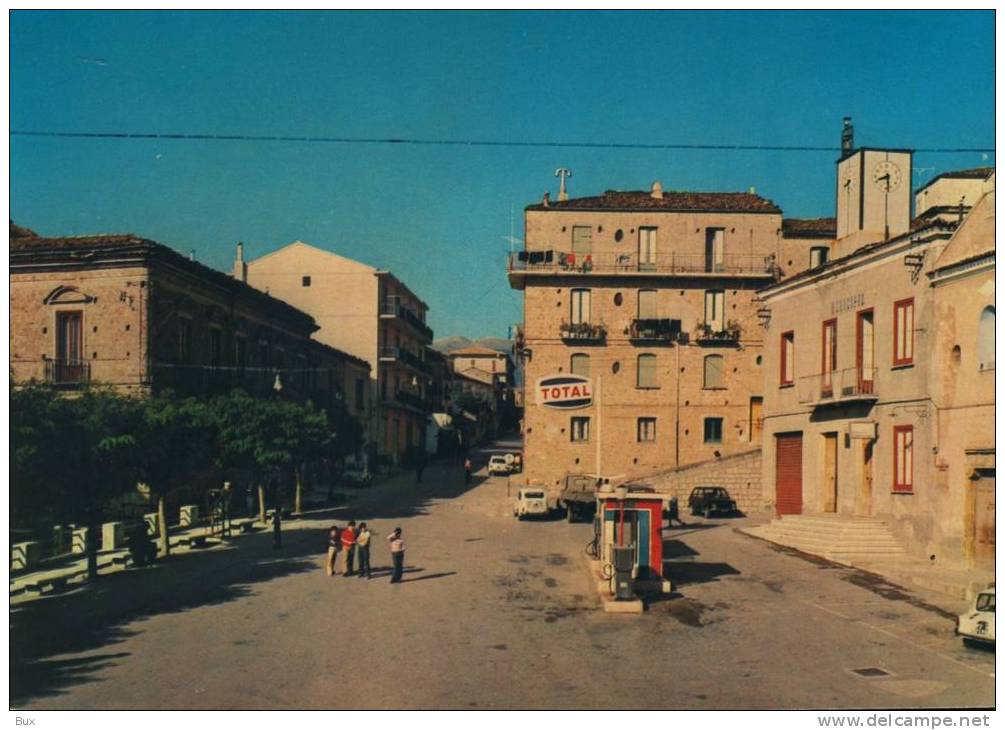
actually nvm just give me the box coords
[10,442,995,709]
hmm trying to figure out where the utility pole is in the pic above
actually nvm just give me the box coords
[595,375,602,478]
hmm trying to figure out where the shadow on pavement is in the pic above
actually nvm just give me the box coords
[665,561,741,586]
[399,571,457,584]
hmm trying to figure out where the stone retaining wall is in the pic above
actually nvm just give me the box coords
[637,448,764,514]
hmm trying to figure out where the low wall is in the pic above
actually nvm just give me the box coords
[638,448,764,514]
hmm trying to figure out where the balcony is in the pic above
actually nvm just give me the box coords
[44,358,91,387]
[627,318,684,345]
[380,299,433,341]
[694,321,742,347]
[559,321,607,344]
[507,250,777,288]
[379,346,432,376]
[388,389,431,413]
[797,367,878,406]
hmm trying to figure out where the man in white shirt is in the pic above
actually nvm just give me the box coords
[387,527,405,583]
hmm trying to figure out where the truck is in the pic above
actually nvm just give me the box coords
[556,473,625,523]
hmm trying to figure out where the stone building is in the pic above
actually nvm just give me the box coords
[508,181,826,490]
[238,241,433,465]
[757,142,994,570]
[9,225,370,417]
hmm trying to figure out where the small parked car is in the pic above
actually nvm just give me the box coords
[514,489,549,519]
[687,486,738,518]
[488,455,514,476]
[957,587,995,648]
[342,464,373,488]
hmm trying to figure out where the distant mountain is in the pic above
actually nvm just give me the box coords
[432,336,513,354]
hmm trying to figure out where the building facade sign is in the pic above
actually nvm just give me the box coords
[536,375,593,409]
[831,293,865,315]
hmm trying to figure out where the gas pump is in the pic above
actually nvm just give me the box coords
[596,484,673,601]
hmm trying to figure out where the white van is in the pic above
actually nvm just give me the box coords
[514,489,549,519]
[957,586,995,647]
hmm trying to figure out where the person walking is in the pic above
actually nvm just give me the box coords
[341,520,357,576]
[464,457,473,485]
[325,525,340,577]
[355,522,372,579]
[388,527,405,583]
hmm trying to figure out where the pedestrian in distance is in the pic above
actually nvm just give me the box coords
[341,519,357,576]
[464,457,473,485]
[388,527,405,583]
[356,522,372,579]
[666,496,686,528]
[325,525,340,577]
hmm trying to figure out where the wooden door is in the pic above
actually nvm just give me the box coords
[775,433,803,516]
[975,474,995,568]
[856,440,874,517]
[823,433,838,512]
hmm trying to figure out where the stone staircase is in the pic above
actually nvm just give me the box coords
[740,514,907,564]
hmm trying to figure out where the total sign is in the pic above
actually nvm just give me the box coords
[536,375,593,409]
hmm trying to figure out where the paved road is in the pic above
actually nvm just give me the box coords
[11,441,995,710]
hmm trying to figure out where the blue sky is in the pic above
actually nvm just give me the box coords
[10,10,994,340]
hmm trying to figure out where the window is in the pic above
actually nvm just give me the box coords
[703,417,724,444]
[893,425,913,492]
[571,289,591,324]
[572,226,592,254]
[637,354,658,389]
[235,336,247,369]
[179,318,193,364]
[810,247,829,268]
[705,228,725,272]
[856,309,874,392]
[821,319,837,395]
[209,328,222,368]
[703,354,725,389]
[571,416,590,442]
[893,298,914,366]
[780,331,795,386]
[705,290,725,331]
[638,289,657,320]
[570,353,590,377]
[637,417,656,442]
[978,306,995,370]
[639,227,657,270]
[55,310,83,364]
[302,275,312,287]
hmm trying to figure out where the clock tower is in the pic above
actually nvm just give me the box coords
[835,129,912,249]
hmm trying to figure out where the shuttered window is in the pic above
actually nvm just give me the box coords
[705,290,725,331]
[572,226,592,254]
[781,331,795,386]
[638,289,657,319]
[637,417,656,442]
[893,425,913,492]
[571,289,591,324]
[893,298,914,366]
[637,354,658,389]
[571,417,590,442]
[703,354,725,389]
[570,353,590,377]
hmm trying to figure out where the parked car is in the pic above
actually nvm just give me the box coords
[513,488,549,519]
[687,486,738,517]
[488,455,515,476]
[342,464,373,488]
[957,587,995,648]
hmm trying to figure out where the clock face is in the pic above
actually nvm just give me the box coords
[872,161,902,192]
[840,168,856,191]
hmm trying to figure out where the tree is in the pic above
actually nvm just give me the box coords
[132,391,216,557]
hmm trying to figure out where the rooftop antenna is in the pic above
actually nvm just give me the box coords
[555,167,572,201]
[501,203,523,252]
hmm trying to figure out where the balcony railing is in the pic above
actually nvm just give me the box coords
[379,347,432,375]
[44,358,91,387]
[627,318,684,344]
[559,321,607,343]
[797,367,878,405]
[694,322,742,346]
[380,300,433,340]
[390,389,431,412]
[508,250,776,277]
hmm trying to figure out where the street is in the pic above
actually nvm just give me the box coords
[11,439,995,710]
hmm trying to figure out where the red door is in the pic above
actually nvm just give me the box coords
[775,433,803,516]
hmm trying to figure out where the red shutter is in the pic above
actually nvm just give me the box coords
[775,433,803,516]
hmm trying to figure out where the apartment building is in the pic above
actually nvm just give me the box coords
[9,224,370,417]
[757,142,994,568]
[238,241,433,464]
[508,180,824,490]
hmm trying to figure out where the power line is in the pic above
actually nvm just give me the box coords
[9,129,994,154]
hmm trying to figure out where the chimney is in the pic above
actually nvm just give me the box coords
[841,116,854,153]
[650,181,664,200]
[233,241,248,282]
[189,249,196,261]
[542,191,550,208]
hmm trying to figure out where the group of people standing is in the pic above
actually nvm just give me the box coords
[326,522,406,583]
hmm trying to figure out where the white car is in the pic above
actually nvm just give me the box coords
[957,586,995,647]
[514,489,549,519]
[488,455,514,476]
